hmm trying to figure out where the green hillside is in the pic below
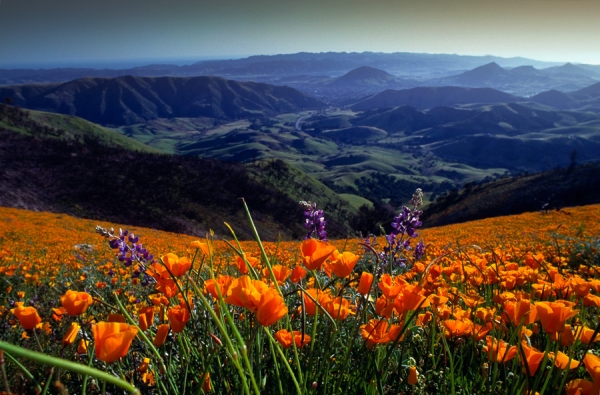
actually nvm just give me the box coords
[0,104,159,153]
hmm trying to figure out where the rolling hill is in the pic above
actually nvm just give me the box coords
[0,75,326,126]
[350,86,519,111]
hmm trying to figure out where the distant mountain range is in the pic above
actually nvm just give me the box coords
[429,62,600,96]
[0,52,564,86]
[0,75,326,125]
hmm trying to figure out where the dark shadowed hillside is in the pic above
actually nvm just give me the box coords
[423,162,600,228]
[0,105,355,240]
[0,75,326,125]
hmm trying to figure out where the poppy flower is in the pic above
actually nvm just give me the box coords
[60,290,93,316]
[290,266,308,283]
[328,250,358,278]
[137,357,151,373]
[483,336,517,363]
[225,276,269,312]
[62,322,80,347]
[301,239,336,271]
[190,240,210,257]
[574,325,600,344]
[153,324,170,346]
[290,266,308,284]
[155,279,178,298]
[77,339,88,354]
[535,301,579,334]
[167,305,190,333]
[550,351,579,370]
[443,319,474,338]
[138,306,155,331]
[91,322,138,363]
[204,275,234,299]
[202,372,212,393]
[274,329,311,349]
[378,274,406,299]
[301,288,330,316]
[520,342,545,376]
[360,319,402,348]
[256,288,288,326]
[357,272,374,295]
[161,253,192,277]
[502,299,537,326]
[237,253,260,275]
[10,303,42,330]
[565,379,594,395]
[408,366,418,386]
[325,296,354,321]
[263,265,291,284]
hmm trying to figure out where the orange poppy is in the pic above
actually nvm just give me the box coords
[161,253,192,277]
[520,342,545,376]
[301,239,336,271]
[443,319,474,338]
[360,319,403,348]
[77,339,88,355]
[290,266,307,283]
[550,351,579,370]
[237,254,260,275]
[301,288,330,316]
[325,296,354,321]
[378,274,406,299]
[535,301,579,334]
[91,322,138,363]
[201,372,212,393]
[60,290,93,316]
[328,250,359,278]
[574,325,600,344]
[10,303,42,330]
[256,288,288,326]
[167,305,190,333]
[408,366,418,386]
[138,306,155,331]
[225,276,269,312]
[263,264,291,284]
[357,272,374,295]
[483,336,517,363]
[565,378,594,395]
[274,329,311,349]
[153,324,170,346]
[204,275,234,299]
[155,278,178,298]
[502,299,537,326]
[190,240,210,257]
[62,322,80,347]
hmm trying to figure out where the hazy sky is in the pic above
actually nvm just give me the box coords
[1,0,599,68]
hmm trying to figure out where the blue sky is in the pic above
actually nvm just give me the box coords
[1,0,599,68]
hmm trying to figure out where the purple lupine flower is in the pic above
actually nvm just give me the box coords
[299,201,328,241]
[377,188,426,274]
[414,240,426,261]
[96,226,156,285]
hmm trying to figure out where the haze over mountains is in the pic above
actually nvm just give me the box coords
[2,50,600,236]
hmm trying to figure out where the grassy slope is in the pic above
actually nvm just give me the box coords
[0,104,160,153]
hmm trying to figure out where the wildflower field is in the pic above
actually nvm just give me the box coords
[1,198,600,395]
